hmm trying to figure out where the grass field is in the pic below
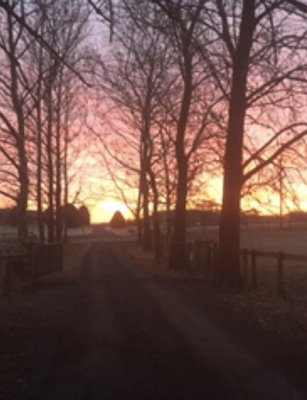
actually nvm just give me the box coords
[241,228,307,254]
[186,224,307,297]
[0,225,92,242]
[190,224,307,254]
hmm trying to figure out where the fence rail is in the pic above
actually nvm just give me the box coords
[0,253,25,294]
[182,239,307,297]
[0,242,63,294]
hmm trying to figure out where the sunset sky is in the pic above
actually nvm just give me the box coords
[1,0,307,229]
[91,199,133,223]
[88,178,307,223]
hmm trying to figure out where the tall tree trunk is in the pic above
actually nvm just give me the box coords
[161,137,172,241]
[63,114,69,243]
[217,0,256,287]
[165,199,172,247]
[278,156,284,230]
[141,168,151,249]
[17,148,28,244]
[7,10,28,245]
[169,161,188,269]
[152,206,161,260]
[169,44,193,270]
[36,112,44,241]
[140,78,153,251]
[46,81,54,243]
[149,170,161,261]
[136,186,142,245]
[55,71,63,242]
[36,45,44,242]
[15,103,28,245]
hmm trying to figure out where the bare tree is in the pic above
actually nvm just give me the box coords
[91,1,176,256]
[0,0,31,243]
[28,0,89,242]
[144,0,221,269]
[198,0,307,287]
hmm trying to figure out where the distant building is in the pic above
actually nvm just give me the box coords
[0,208,37,226]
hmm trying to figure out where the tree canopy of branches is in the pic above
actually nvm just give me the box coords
[93,0,307,284]
[2,0,307,289]
[0,0,90,244]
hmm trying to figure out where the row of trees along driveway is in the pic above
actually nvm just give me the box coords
[90,0,307,288]
[0,0,89,244]
[2,1,307,288]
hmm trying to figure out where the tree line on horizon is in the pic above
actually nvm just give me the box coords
[0,203,90,230]
[2,0,307,287]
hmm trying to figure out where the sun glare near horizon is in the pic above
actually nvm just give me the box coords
[91,200,133,224]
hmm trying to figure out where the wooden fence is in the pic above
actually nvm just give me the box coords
[183,240,307,297]
[239,248,307,296]
[0,253,25,294]
[0,242,63,294]
[30,242,63,278]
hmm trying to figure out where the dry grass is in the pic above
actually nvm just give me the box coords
[128,244,196,280]
[220,288,307,355]
[0,241,91,293]
[189,225,307,254]
[129,240,307,355]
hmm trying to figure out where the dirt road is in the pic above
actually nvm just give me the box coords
[1,242,306,399]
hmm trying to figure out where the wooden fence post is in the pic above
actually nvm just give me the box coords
[277,251,285,297]
[251,250,258,289]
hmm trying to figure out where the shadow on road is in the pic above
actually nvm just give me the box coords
[0,241,306,400]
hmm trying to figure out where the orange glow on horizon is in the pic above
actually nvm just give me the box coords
[89,181,307,225]
[91,200,133,223]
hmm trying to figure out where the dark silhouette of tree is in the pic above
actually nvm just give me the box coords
[0,0,30,244]
[150,0,221,270]
[110,211,126,229]
[215,0,257,287]
[62,204,80,228]
[79,205,90,226]
[215,1,307,288]
[0,0,90,245]
[92,2,175,258]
